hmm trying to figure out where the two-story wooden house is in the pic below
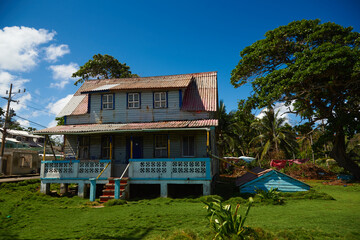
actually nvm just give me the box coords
[35,71,218,201]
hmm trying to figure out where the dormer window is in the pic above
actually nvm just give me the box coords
[102,94,114,110]
[128,93,140,109]
[154,92,167,108]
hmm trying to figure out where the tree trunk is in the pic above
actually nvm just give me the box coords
[330,129,360,180]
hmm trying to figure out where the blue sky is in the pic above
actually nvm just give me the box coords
[0,0,359,129]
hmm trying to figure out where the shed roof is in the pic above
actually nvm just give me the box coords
[34,119,218,135]
[58,71,217,117]
[236,167,311,188]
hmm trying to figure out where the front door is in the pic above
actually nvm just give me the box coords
[126,137,143,161]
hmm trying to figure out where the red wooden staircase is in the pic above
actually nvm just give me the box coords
[100,177,128,203]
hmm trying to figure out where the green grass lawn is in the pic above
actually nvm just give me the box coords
[0,179,359,240]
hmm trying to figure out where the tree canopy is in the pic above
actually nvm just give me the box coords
[231,19,360,179]
[72,54,138,86]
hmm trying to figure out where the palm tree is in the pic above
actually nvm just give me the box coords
[250,107,298,160]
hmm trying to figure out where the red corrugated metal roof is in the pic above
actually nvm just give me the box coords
[80,74,194,93]
[35,119,218,135]
[71,94,88,115]
[68,71,217,116]
[181,72,217,112]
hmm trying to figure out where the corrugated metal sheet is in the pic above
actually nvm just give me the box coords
[81,74,193,93]
[236,167,310,193]
[57,95,86,117]
[35,119,218,134]
[71,94,89,115]
[181,72,217,112]
[65,71,217,116]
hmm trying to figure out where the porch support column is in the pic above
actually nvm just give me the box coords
[40,182,50,195]
[42,137,46,161]
[90,178,96,202]
[78,182,85,198]
[203,182,211,195]
[130,136,133,159]
[167,135,170,158]
[206,129,210,154]
[109,136,113,160]
[114,178,120,199]
[160,183,168,197]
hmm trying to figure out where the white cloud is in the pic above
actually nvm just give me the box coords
[49,63,78,88]
[17,119,30,128]
[0,70,31,112]
[44,44,70,62]
[256,102,295,124]
[0,26,55,71]
[46,94,73,116]
[0,71,29,97]
[47,119,58,128]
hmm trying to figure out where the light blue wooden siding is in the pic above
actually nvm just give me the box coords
[240,171,310,193]
[66,90,210,124]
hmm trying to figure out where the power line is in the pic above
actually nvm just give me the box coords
[13,115,47,128]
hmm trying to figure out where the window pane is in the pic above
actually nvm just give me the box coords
[161,93,166,100]
[134,102,139,108]
[129,94,133,101]
[134,93,139,101]
[108,95,113,102]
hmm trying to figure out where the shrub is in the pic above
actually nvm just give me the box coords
[255,187,284,205]
[203,197,253,239]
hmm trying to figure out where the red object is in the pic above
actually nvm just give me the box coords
[270,159,309,170]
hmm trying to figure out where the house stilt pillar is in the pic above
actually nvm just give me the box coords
[160,183,167,197]
[60,183,68,194]
[90,178,96,201]
[78,182,85,198]
[203,182,211,195]
[40,182,50,195]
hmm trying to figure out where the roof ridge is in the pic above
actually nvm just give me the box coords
[83,71,217,82]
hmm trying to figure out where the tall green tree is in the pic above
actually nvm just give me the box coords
[231,19,360,179]
[72,54,138,86]
[250,108,298,161]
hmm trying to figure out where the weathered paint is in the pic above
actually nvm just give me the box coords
[65,90,210,125]
[64,131,208,168]
[239,170,310,193]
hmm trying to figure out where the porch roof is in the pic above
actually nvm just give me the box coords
[34,119,218,135]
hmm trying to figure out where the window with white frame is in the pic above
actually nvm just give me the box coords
[102,94,114,110]
[128,93,140,109]
[154,135,168,158]
[182,136,195,157]
[154,92,167,108]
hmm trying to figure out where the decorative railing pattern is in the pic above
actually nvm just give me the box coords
[41,160,111,180]
[129,158,211,180]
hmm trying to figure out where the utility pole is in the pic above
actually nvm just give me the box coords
[0,84,25,175]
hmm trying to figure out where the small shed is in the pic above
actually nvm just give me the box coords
[236,167,310,193]
[1,149,40,176]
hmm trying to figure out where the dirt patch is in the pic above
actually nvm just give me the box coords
[322,179,353,186]
[285,163,336,180]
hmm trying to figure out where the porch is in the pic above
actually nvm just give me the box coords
[40,157,212,199]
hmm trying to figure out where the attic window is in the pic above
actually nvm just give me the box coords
[102,94,114,110]
[154,92,167,108]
